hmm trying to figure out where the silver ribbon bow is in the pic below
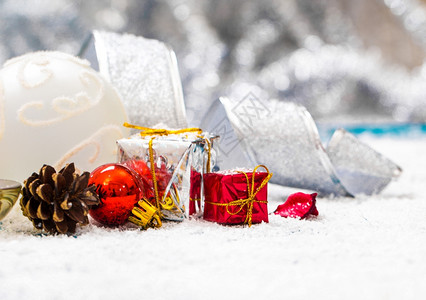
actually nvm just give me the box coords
[206,97,402,197]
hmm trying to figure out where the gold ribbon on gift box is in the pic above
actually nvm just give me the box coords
[123,122,202,137]
[205,165,273,227]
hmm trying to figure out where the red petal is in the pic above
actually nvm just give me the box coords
[274,192,318,219]
[308,203,319,216]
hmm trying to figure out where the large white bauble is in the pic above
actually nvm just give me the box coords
[0,51,129,181]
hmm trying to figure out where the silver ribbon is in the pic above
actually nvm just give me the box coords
[83,30,188,130]
[216,97,401,197]
[326,129,402,195]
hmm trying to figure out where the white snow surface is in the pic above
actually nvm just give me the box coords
[1,135,425,300]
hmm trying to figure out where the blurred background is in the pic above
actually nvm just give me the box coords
[1,0,426,127]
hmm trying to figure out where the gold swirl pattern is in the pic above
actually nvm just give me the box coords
[54,124,124,172]
[18,70,104,126]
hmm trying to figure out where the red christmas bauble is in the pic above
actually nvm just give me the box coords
[89,163,142,226]
[123,159,172,205]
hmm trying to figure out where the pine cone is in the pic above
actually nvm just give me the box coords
[20,163,100,234]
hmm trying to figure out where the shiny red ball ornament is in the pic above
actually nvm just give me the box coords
[88,163,142,226]
[123,159,172,205]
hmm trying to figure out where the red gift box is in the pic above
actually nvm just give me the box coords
[189,168,202,216]
[203,165,272,226]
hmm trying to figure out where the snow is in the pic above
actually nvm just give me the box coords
[1,135,426,300]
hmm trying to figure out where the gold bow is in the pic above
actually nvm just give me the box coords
[205,165,272,227]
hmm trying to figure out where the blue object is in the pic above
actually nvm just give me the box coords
[318,123,426,141]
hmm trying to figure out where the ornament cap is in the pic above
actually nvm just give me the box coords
[128,199,162,229]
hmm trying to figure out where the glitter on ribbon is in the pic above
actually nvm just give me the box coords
[326,129,402,195]
[220,97,352,197]
[86,30,188,130]
[219,97,402,196]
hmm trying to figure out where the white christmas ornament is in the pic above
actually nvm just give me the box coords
[0,51,129,181]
